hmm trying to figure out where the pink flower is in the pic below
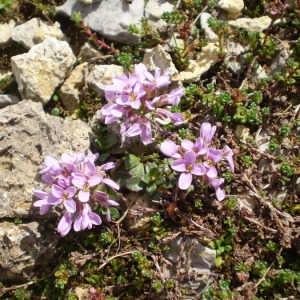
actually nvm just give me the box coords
[74,203,102,231]
[50,184,77,213]
[171,151,206,190]
[200,123,216,148]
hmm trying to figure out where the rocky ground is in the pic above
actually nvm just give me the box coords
[0,0,299,299]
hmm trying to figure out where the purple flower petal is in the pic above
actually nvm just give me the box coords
[64,199,77,213]
[51,184,64,198]
[72,173,86,189]
[183,151,197,166]
[178,172,193,190]
[78,190,90,202]
[160,140,181,159]
[102,178,120,190]
[57,213,73,237]
[87,174,102,187]
[171,159,187,172]
[191,163,206,176]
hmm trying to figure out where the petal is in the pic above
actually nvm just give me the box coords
[102,178,120,190]
[178,173,193,190]
[171,159,187,172]
[183,151,197,166]
[88,211,102,226]
[66,186,77,198]
[72,173,86,189]
[160,140,181,159]
[51,184,64,198]
[191,163,206,176]
[33,190,48,199]
[181,139,195,151]
[108,199,119,207]
[74,214,83,231]
[216,188,226,201]
[205,166,218,178]
[57,214,72,237]
[88,174,102,187]
[78,190,90,202]
[207,148,223,163]
[64,199,77,213]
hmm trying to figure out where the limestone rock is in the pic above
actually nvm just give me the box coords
[0,20,16,49]
[0,221,59,281]
[143,44,178,76]
[56,0,144,46]
[0,100,92,219]
[173,43,219,83]
[0,94,21,108]
[87,64,126,98]
[60,62,88,114]
[11,38,76,104]
[228,16,272,32]
[218,0,244,14]
[145,0,174,31]
[11,18,66,49]
[200,12,218,42]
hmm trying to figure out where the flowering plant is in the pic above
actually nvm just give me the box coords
[33,150,119,237]
[160,123,234,201]
[98,63,185,145]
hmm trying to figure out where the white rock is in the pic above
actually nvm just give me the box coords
[57,0,144,46]
[200,12,218,42]
[173,43,219,83]
[60,62,88,114]
[143,44,178,76]
[145,0,174,31]
[228,16,272,32]
[87,64,126,97]
[218,0,244,13]
[0,20,16,49]
[0,94,20,108]
[11,38,76,104]
[11,18,65,49]
[78,0,101,3]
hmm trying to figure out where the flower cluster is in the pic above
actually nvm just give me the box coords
[33,150,119,237]
[160,123,234,201]
[98,63,185,145]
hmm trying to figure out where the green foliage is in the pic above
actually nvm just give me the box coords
[0,0,12,11]
[132,251,152,278]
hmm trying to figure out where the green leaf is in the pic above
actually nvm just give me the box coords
[110,207,120,220]
[51,107,60,116]
[126,176,144,192]
[129,162,145,177]
[215,256,223,267]
[146,183,157,194]
[124,154,141,170]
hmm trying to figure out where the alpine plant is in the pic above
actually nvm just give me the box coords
[33,150,119,237]
[98,63,185,145]
[160,123,234,201]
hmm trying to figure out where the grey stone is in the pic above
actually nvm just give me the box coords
[163,237,216,298]
[11,38,76,105]
[0,94,20,108]
[0,100,92,219]
[11,18,66,49]
[56,0,144,46]
[0,221,59,281]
